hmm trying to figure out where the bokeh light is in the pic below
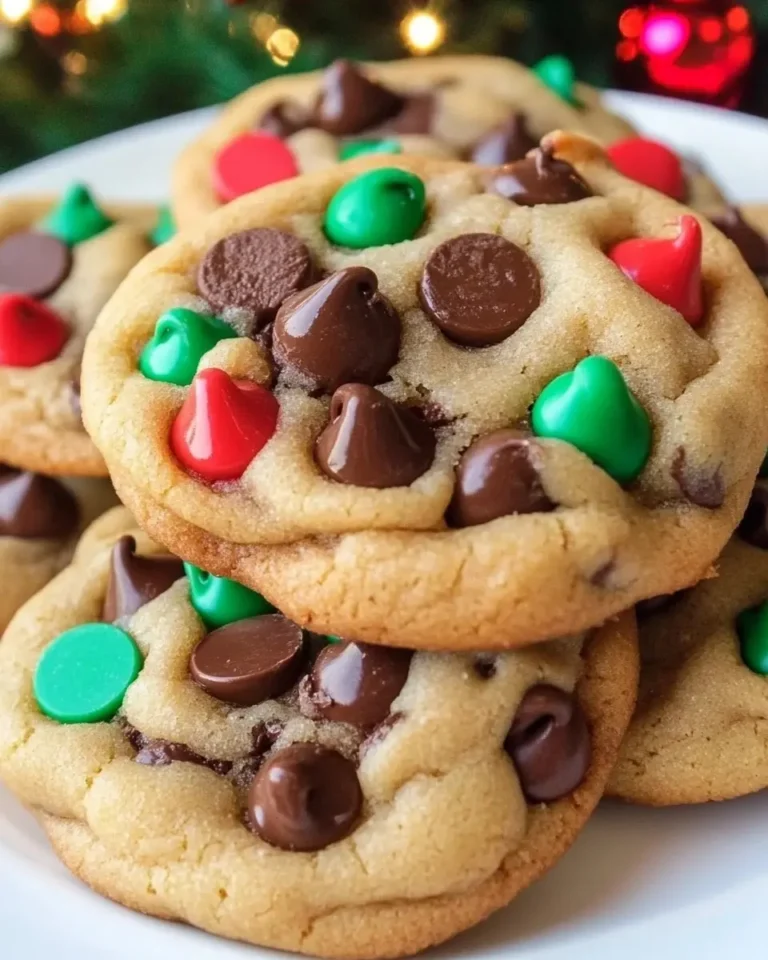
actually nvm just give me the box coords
[400,10,446,55]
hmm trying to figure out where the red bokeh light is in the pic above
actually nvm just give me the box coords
[617,39,640,61]
[699,17,723,42]
[30,4,62,36]
[726,6,750,32]
[619,8,645,38]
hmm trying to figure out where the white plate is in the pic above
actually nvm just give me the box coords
[1,92,767,960]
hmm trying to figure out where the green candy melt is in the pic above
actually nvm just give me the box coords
[42,183,114,246]
[533,55,579,106]
[338,139,403,161]
[33,623,142,724]
[532,355,652,485]
[139,307,237,386]
[151,205,176,246]
[737,603,768,675]
[185,563,275,629]
[324,167,427,249]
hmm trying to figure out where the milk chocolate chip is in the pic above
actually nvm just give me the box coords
[248,743,362,850]
[386,92,436,135]
[315,384,436,487]
[489,147,593,206]
[0,467,79,539]
[197,228,315,327]
[505,685,590,802]
[135,738,232,776]
[419,233,541,347]
[0,231,73,298]
[190,614,306,706]
[448,430,555,528]
[313,60,404,136]
[738,482,768,549]
[258,100,307,139]
[671,447,724,508]
[102,536,184,622]
[471,113,537,166]
[301,641,411,728]
[273,266,400,392]
[711,207,768,278]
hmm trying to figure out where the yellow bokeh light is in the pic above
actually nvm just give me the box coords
[0,0,34,25]
[63,50,88,75]
[82,0,126,25]
[251,12,277,44]
[266,26,300,67]
[400,10,445,55]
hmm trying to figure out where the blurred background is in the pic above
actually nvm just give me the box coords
[0,0,767,173]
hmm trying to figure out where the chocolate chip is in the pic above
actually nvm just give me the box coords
[473,655,497,679]
[419,234,541,348]
[504,685,590,803]
[197,228,315,328]
[636,591,687,619]
[251,720,283,757]
[313,60,404,136]
[488,147,593,206]
[102,536,184,622]
[190,614,306,706]
[385,92,435,135]
[299,641,411,728]
[315,383,436,487]
[738,482,768,548]
[69,377,82,420]
[248,743,362,850]
[135,738,232,776]
[0,231,73,298]
[258,100,308,139]
[447,430,554,529]
[711,207,768,278]
[471,113,537,166]
[671,447,725,508]
[273,266,401,393]
[0,467,79,539]
[360,711,404,757]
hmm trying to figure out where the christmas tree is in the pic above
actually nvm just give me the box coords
[0,0,765,173]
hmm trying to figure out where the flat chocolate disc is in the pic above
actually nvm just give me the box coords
[419,233,542,347]
[0,231,73,298]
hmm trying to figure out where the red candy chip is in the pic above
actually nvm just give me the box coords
[0,293,69,367]
[170,367,279,483]
[606,137,685,201]
[609,215,704,326]
[213,132,299,204]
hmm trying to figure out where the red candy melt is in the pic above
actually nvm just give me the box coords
[606,137,685,201]
[609,215,704,326]
[0,293,69,367]
[171,368,279,483]
[213,132,299,204]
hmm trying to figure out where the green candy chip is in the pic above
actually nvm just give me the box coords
[42,183,114,247]
[338,139,403,162]
[324,167,427,249]
[185,563,275,629]
[151,205,176,246]
[34,623,142,724]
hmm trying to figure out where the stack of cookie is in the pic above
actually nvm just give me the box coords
[0,185,173,631]
[2,55,768,959]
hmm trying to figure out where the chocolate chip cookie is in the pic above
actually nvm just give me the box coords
[0,507,638,958]
[610,481,768,804]
[0,186,155,476]
[82,137,768,650]
[172,55,635,229]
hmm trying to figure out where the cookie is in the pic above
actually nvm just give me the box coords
[609,484,768,804]
[172,55,635,229]
[82,136,768,650]
[0,186,156,476]
[0,507,638,958]
[0,468,116,632]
